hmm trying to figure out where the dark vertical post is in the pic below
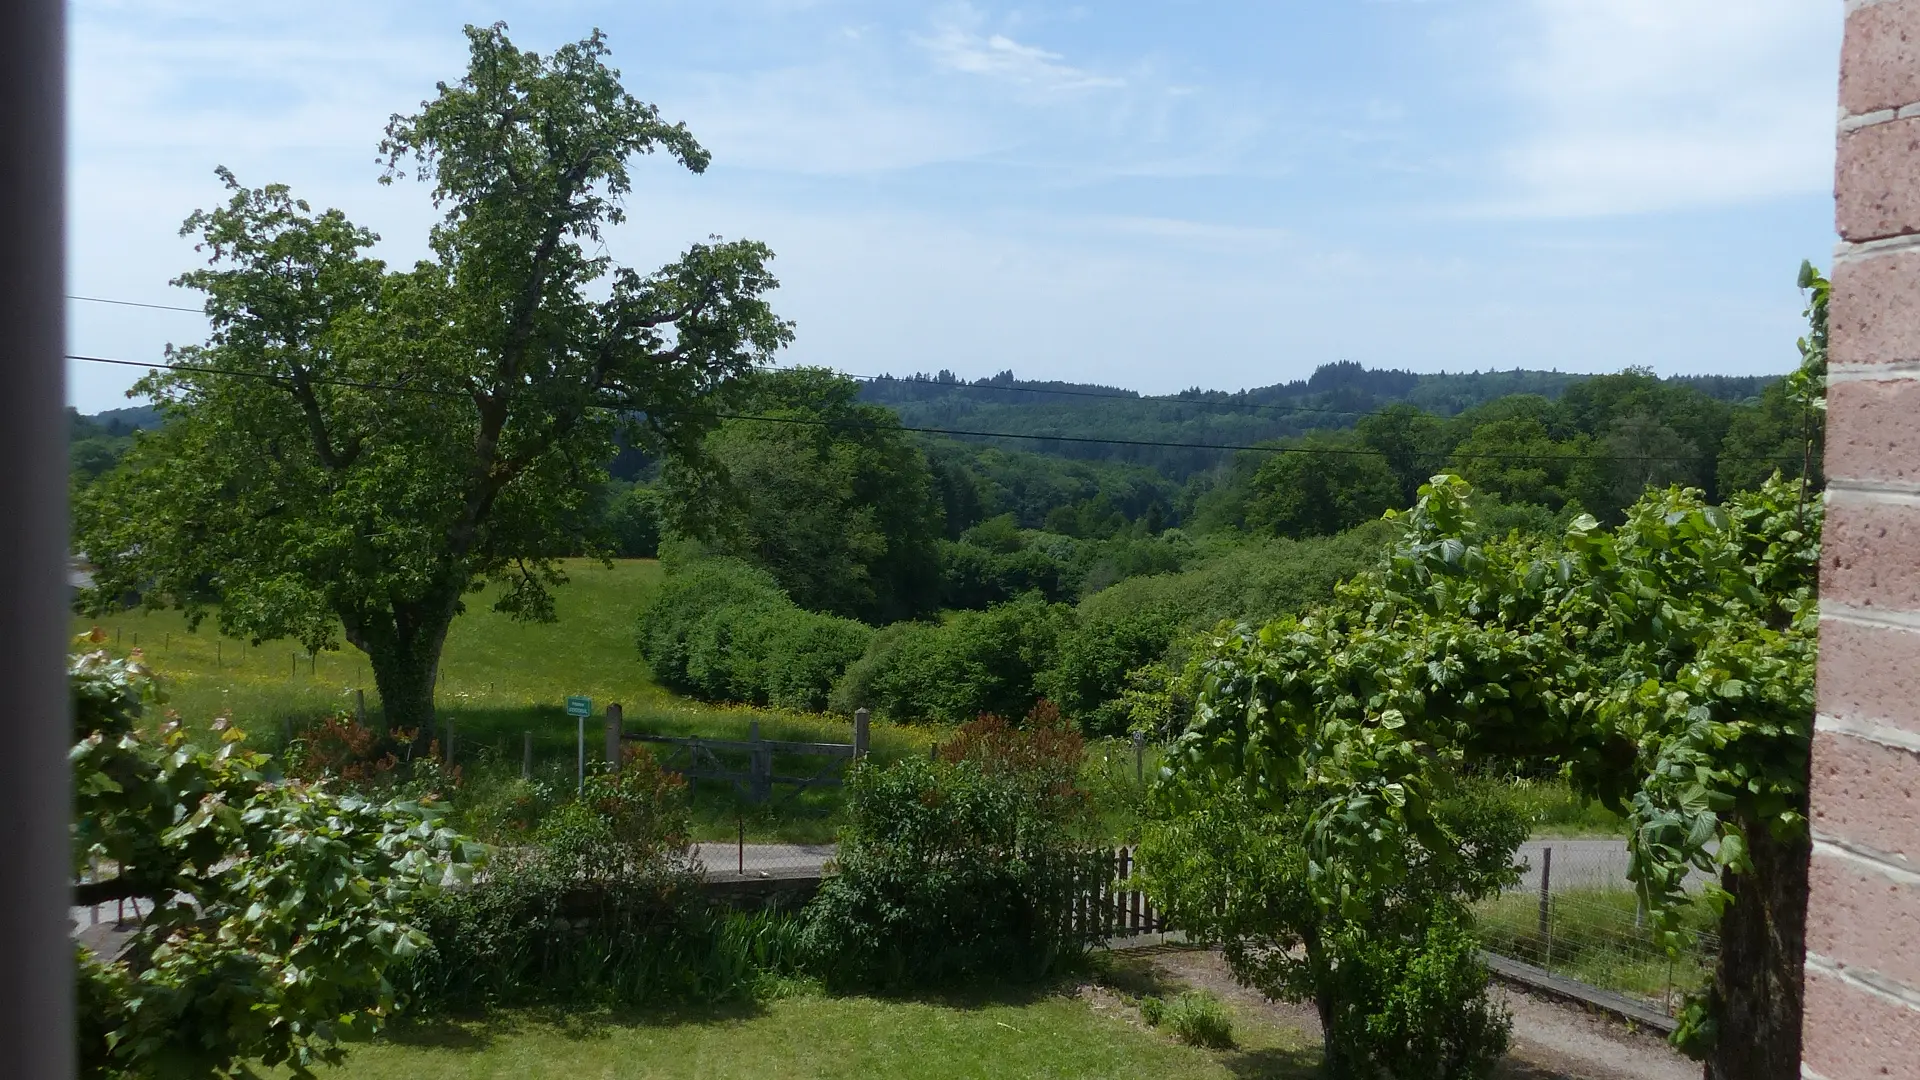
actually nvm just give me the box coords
[354,688,367,728]
[0,0,72,1071]
[737,817,745,875]
[853,707,870,760]
[748,720,771,804]
[1537,846,1553,953]
[523,731,533,780]
[1133,730,1145,784]
[604,702,623,775]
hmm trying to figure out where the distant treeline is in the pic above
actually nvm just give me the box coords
[626,360,1819,732]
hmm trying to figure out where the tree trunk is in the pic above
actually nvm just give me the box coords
[1705,818,1810,1080]
[356,597,459,758]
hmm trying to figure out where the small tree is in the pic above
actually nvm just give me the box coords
[1138,782,1522,1078]
[71,638,476,1078]
[76,24,790,742]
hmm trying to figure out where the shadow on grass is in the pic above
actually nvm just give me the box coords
[380,995,778,1053]
[1220,1045,1323,1079]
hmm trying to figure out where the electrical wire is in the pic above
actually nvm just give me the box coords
[66,352,1804,467]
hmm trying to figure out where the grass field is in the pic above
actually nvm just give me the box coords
[266,982,1320,1080]
[1474,886,1717,1006]
[74,558,942,843]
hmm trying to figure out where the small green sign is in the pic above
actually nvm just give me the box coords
[565,695,592,718]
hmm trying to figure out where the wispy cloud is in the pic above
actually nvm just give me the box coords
[916,7,1123,93]
[1488,0,1838,217]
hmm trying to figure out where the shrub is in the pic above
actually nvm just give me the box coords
[637,558,786,690]
[1163,992,1236,1049]
[637,559,873,711]
[799,752,1104,989]
[398,752,737,1010]
[1040,609,1181,735]
[1329,913,1510,1080]
[845,593,1072,723]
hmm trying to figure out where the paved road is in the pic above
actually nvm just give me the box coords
[695,837,1664,891]
[695,841,836,877]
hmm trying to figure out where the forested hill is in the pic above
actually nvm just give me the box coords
[855,362,1778,479]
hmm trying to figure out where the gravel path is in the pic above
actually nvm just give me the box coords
[1142,946,1697,1080]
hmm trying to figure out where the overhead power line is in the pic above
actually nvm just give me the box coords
[66,352,1803,467]
[67,294,205,314]
[64,289,1452,421]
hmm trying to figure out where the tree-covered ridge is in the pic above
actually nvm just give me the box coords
[853,361,1779,480]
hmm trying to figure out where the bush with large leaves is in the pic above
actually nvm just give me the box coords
[71,641,477,1079]
[1160,469,1820,1080]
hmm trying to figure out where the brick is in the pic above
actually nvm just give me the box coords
[1843,0,1920,117]
[1820,618,1920,736]
[1811,729,1920,864]
[1803,966,1920,1080]
[1807,850,1920,994]
[1837,116,1920,242]
[1831,247,1920,367]
[1821,499,1920,615]
[1828,378,1920,488]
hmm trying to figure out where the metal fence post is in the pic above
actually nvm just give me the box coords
[1538,846,1553,966]
[604,702,623,775]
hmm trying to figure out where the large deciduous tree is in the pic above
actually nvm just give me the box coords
[660,368,946,624]
[76,25,791,738]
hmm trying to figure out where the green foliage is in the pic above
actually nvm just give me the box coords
[1244,433,1402,539]
[843,593,1072,723]
[636,559,874,712]
[662,368,945,623]
[800,741,1104,989]
[1160,468,1820,1065]
[604,483,664,558]
[1136,783,1522,1077]
[1153,992,1236,1049]
[397,752,741,1010]
[1042,609,1183,735]
[1328,913,1510,1080]
[74,25,790,739]
[71,641,477,1079]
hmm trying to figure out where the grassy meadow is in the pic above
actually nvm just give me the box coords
[74,558,941,843]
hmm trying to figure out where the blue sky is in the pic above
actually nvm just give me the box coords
[67,0,1842,413]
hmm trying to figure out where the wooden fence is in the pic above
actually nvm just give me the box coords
[1072,846,1170,942]
[607,706,869,806]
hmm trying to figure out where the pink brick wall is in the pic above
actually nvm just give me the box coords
[1807,3,1920,1077]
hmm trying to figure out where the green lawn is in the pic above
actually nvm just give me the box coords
[273,986,1319,1080]
[74,559,941,843]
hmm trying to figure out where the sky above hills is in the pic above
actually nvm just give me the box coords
[67,0,1841,413]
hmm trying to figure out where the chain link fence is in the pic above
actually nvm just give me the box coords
[1475,841,1720,1017]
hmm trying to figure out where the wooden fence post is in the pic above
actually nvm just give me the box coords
[522,731,532,780]
[604,702,623,775]
[1133,731,1145,783]
[748,720,772,803]
[354,688,367,728]
[853,708,870,760]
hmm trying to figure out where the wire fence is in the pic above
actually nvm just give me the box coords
[1475,842,1720,1017]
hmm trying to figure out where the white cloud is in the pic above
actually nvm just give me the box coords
[1491,0,1839,216]
[916,10,1123,93]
